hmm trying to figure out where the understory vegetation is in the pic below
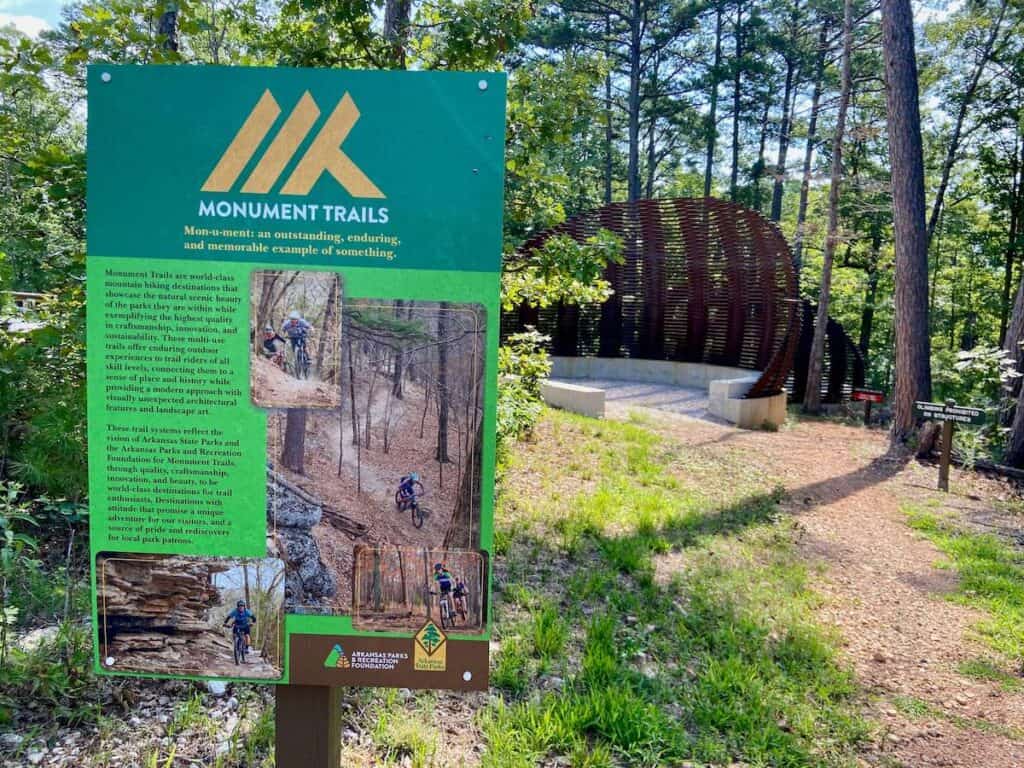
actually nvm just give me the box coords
[482,410,870,767]
[904,505,1024,668]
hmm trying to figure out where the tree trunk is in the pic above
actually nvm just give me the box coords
[392,300,405,399]
[281,410,308,474]
[704,6,723,198]
[792,23,829,277]
[348,339,359,447]
[804,0,853,414]
[435,304,450,463]
[753,98,770,212]
[383,0,412,68]
[858,231,882,357]
[627,0,643,202]
[604,14,614,204]
[158,6,178,52]
[729,0,744,201]
[315,276,338,378]
[925,0,1007,247]
[422,551,432,620]
[883,0,932,447]
[443,420,482,550]
[769,57,797,222]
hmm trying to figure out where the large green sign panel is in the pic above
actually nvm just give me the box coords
[87,65,505,689]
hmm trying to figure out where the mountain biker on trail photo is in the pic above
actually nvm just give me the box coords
[433,563,454,595]
[397,472,421,507]
[260,325,286,364]
[223,600,256,652]
[281,310,313,349]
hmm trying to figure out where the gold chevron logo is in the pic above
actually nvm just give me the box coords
[202,90,384,198]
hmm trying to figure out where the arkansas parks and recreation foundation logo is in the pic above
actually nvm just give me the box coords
[323,644,351,669]
[413,621,447,672]
[202,90,385,199]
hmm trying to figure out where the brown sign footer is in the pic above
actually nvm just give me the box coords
[289,632,489,691]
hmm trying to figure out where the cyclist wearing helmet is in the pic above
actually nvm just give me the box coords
[397,472,421,506]
[223,600,256,652]
[280,310,313,352]
[260,324,286,358]
[433,563,454,596]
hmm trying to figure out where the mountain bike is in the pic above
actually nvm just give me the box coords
[453,591,468,623]
[396,481,426,528]
[432,590,454,630]
[287,335,311,379]
[231,625,248,665]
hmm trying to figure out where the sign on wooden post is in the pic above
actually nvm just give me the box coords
[86,66,506,764]
[851,388,885,425]
[914,400,986,492]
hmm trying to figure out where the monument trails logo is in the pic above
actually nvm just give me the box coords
[197,90,389,224]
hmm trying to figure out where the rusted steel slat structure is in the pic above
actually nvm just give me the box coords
[508,198,801,398]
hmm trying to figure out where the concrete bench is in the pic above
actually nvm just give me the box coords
[540,379,606,418]
[708,375,786,428]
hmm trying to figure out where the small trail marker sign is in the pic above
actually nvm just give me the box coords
[851,388,885,425]
[914,400,987,491]
[914,401,986,426]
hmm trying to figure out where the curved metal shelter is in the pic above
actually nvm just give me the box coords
[790,301,867,404]
[507,198,801,398]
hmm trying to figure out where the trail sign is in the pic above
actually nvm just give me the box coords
[914,400,986,491]
[852,388,885,426]
[852,388,884,403]
[914,401,986,426]
[86,63,505,713]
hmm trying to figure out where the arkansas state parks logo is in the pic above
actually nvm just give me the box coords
[202,90,384,198]
[323,643,351,669]
[413,620,447,672]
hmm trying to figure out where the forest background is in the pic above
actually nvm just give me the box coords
[0,0,1022,741]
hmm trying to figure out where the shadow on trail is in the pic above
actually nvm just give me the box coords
[782,453,910,513]
[492,470,871,766]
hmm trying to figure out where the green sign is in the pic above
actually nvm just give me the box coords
[914,400,986,425]
[87,65,504,690]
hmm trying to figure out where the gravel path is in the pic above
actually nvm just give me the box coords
[605,396,1024,767]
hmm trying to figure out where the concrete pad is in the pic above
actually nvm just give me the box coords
[540,379,606,418]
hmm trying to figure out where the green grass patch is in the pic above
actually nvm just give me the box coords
[957,657,1022,690]
[906,507,1024,661]
[488,410,870,767]
[892,694,1024,741]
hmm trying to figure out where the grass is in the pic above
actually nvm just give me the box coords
[893,694,1024,741]
[485,409,870,767]
[905,506,1024,662]
[957,657,1023,691]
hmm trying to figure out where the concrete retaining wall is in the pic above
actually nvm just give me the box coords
[539,379,606,418]
[548,356,787,429]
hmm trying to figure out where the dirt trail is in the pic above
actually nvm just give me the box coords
[251,354,338,408]
[605,400,1024,767]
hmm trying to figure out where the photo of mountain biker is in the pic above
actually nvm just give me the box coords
[223,600,256,652]
[397,472,421,504]
[433,563,454,596]
[260,325,286,360]
[280,310,313,351]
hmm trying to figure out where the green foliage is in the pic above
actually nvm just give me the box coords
[0,621,100,727]
[488,410,868,766]
[531,602,569,661]
[499,329,552,395]
[501,231,623,312]
[906,508,1024,661]
[933,345,1017,409]
[0,481,37,665]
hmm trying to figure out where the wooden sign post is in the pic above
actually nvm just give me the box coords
[914,399,986,492]
[851,388,885,426]
[275,686,342,768]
